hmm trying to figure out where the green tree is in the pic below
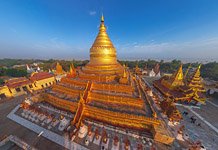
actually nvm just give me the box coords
[6,69,27,77]
[0,79,4,85]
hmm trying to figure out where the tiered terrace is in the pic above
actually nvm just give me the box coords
[36,15,175,145]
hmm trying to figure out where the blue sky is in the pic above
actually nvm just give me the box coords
[0,0,218,61]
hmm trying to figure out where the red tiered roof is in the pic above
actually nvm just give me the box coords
[153,79,185,99]
[30,72,54,81]
[6,77,32,88]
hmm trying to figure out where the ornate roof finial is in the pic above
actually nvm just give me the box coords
[198,64,202,69]
[101,13,104,22]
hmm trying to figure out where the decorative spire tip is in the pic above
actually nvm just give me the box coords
[101,14,104,22]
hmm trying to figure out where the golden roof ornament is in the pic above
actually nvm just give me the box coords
[101,14,104,22]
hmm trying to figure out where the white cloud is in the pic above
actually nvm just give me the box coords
[89,11,96,16]
[117,37,218,61]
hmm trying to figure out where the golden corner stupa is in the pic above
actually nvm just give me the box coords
[38,15,174,145]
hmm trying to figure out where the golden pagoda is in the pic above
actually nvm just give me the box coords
[40,15,174,145]
[154,64,206,104]
[119,64,128,84]
[55,62,64,75]
[67,63,77,78]
[161,64,184,89]
[185,64,206,103]
[187,64,205,92]
[134,64,142,75]
[82,14,123,78]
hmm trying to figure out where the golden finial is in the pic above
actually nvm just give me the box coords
[123,68,127,78]
[198,64,202,69]
[101,14,104,22]
[69,65,73,74]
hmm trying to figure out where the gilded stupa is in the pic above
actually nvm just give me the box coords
[39,15,174,145]
[55,62,64,75]
[82,15,123,78]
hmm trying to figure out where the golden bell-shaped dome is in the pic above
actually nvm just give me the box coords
[89,14,117,65]
[82,15,123,76]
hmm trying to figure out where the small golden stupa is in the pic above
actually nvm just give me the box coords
[55,62,64,75]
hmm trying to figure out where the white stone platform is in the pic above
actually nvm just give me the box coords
[7,105,88,150]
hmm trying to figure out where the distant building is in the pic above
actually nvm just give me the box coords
[4,77,33,97]
[26,64,43,74]
[160,98,182,123]
[0,85,11,99]
[26,64,34,73]
[55,62,65,75]
[54,62,66,82]
[149,63,161,77]
[153,64,206,104]
[149,69,156,77]
[134,64,142,75]
[0,72,55,99]
[30,72,55,90]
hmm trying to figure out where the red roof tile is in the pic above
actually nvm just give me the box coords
[6,77,32,88]
[30,72,54,81]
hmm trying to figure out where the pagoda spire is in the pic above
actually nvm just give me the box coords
[189,64,201,82]
[56,62,64,75]
[123,64,127,78]
[101,13,104,22]
[69,65,73,74]
[172,64,183,80]
[187,64,204,91]
[70,63,75,73]
[169,64,184,88]
[91,15,115,48]
[67,63,76,78]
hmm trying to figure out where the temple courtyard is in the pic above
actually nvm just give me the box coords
[0,95,171,150]
[0,96,63,150]
[176,100,218,149]
[1,81,217,150]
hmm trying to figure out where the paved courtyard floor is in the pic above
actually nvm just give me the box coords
[177,102,218,150]
[0,96,64,150]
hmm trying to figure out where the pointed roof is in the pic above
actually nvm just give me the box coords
[67,63,76,78]
[91,15,115,48]
[187,64,205,90]
[172,64,183,81]
[192,64,201,78]
[69,63,75,74]
[26,64,30,70]
[69,65,73,74]
[123,64,127,78]
[56,62,64,74]
[188,65,201,83]
[169,64,184,87]
[154,63,160,74]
